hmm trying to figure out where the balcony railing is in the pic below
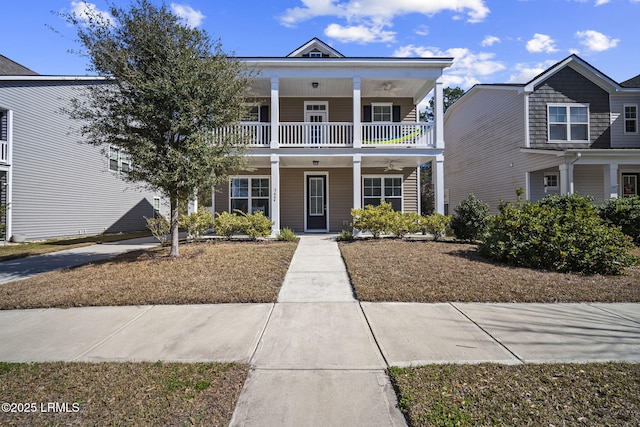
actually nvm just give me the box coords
[0,140,7,164]
[214,122,434,148]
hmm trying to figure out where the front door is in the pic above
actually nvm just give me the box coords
[305,102,328,145]
[306,175,327,231]
[622,173,638,197]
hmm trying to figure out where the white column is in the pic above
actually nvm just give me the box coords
[270,153,280,236]
[187,192,198,214]
[353,77,362,148]
[211,186,216,214]
[559,163,570,195]
[434,79,445,150]
[433,155,445,214]
[270,77,279,149]
[5,110,13,240]
[353,154,362,210]
[604,163,619,199]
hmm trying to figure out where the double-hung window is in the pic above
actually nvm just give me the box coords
[548,104,589,142]
[230,177,270,216]
[363,176,402,211]
[109,146,132,173]
[624,104,638,134]
[372,103,392,122]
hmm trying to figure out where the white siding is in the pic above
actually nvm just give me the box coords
[574,165,605,201]
[1,80,164,240]
[444,88,527,212]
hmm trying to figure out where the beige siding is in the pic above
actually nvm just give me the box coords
[280,169,305,232]
[328,168,353,231]
[279,98,353,122]
[445,88,528,212]
[361,167,418,213]
[362,97,416,122]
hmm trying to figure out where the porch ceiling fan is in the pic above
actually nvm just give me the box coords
[384,161,403,172]
[378,81,399,94]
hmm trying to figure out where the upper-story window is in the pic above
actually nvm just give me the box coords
[548,104,589,142]
[109,146,132,173]
[624,104,638,134]
[372,103,393,122]
[243,104,260,122]
[309,51,322,58]
[0,110,7,141]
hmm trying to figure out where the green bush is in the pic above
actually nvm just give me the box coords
[277,227,299,242]
[0,204,6,240]
[179,210,215,241]
[599,196,640,244]
[479,194,636,275]
[240,211,274,240]
[423,213,452,241]
[144,215,170,245]
[450,193,490,242]
[403,212,427,235]
[336,229,354,242]
[351,202,397,238]
[213,211,243,239]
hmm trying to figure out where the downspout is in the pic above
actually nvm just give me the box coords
[566,152,581,194]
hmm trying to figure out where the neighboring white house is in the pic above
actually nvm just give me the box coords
[0,55,165,241]
[444,54,640,212]
[212,38,453,234]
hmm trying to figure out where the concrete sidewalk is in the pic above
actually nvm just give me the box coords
[0,234,639,426]
[0,237,159,284]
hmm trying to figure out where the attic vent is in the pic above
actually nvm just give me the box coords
[309,51,322,58]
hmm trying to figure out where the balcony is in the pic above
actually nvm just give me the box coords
[215,122,434,148]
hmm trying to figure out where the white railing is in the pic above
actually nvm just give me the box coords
[279,122,353,147]
[0,140,7,163]
[362,123,434,147]
[213,122,435,148]
[213,123,270,147]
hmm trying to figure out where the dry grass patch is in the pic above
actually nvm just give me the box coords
[0,241,297,309]
[389,363,640,427]
[340,240,640,302]
[0,361,247,426]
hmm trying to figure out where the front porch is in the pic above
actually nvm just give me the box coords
[212,152,444,235]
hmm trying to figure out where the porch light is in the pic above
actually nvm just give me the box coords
[312,82,319,89]
[313,160,319,166]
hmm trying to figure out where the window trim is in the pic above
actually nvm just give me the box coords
[623,104,638,135]
[543,172,559,190]
[547,103,590,143]
[229,176,270,217]
[362,174,404,212]
[371,102,393,123]
[108,146,132,174]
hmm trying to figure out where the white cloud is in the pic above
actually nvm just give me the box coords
[526,33,558,53]
[575,30,619,52]
[393,45,505,89]
[170,3,205,27]
[70,1,114,26]
[324,23,395,43]
[507,60,557,83]
[279,0,491,28]
[481,35,500,47]
[595,0,611,5]
[415,25,429,36]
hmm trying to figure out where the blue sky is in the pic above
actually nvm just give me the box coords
[3,0,639,89]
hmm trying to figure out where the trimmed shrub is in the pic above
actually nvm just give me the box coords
[336,229,354,242]
[450,193,490,242]
[179,210,215,241]
[213,211,243,239]
[277,227,299,242]
[403,212,427,235]
[351,202,396,238]
[599,196,640,244]
[144,215,170,245]
[479,194,636,275]
[0,204,6,240]
[423,213,452,241]
[240,211,273,240]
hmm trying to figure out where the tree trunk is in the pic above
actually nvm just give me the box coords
[169,194,180,257]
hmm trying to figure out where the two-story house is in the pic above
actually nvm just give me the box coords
[211,39,453,234]
[444,54,640,212]
[0,55,164,241]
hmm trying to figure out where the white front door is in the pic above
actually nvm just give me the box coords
[305,102,328,145]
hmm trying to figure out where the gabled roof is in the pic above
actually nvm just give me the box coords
[0,54,39,76]
[621,74,640,88]
[523,54,619,93]
[287,38,345,58]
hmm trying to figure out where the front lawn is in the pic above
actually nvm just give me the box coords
[339,240,640,303]
[389,363,640,427]
[0,241,297,309]
[0,361,247,426]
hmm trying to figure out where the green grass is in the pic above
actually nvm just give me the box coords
[0,230,152,262]
[0,361,248,426]
[389,363,640,427]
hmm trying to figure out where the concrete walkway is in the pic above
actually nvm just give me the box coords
[0,235,639,425]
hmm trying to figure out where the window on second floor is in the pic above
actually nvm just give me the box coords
[372,103,393,122]
[0,110,8,141]
[109,146,132,174]
[548,104,589,142]
[243,104,260,122]
[624,104,638,134]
